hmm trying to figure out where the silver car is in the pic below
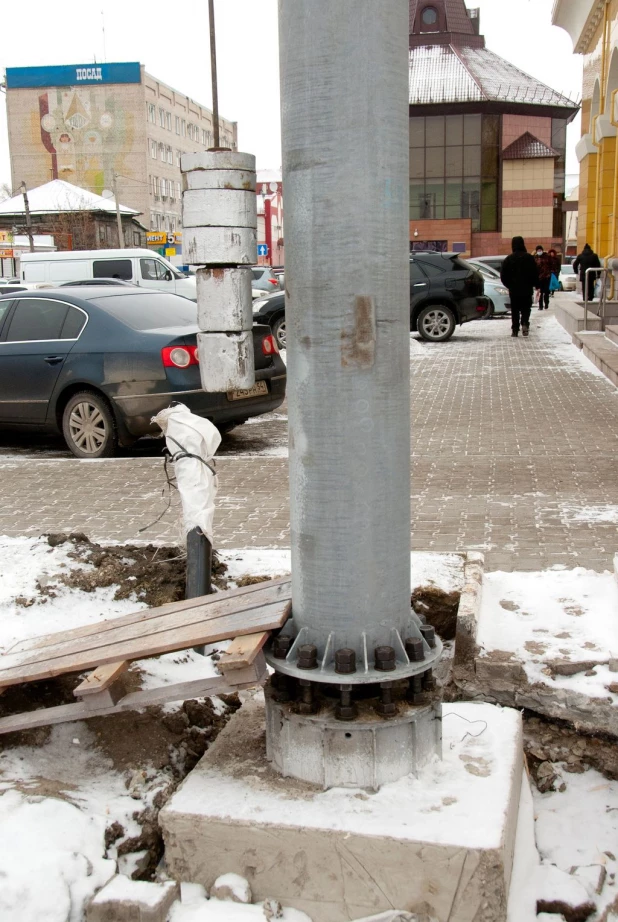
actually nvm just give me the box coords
[467,259,510,316]
[251,267,281,293]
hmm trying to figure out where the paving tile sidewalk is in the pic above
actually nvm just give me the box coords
[0,305,616,571]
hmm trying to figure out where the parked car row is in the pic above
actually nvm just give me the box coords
[0,287,286,459]
[254,252,491,347]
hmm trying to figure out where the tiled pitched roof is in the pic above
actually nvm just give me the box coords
[409,43,578,109]
[502,132,560,160]
[409,0,475,35]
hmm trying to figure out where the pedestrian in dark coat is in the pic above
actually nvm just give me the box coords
[547,248,561,299]
[501,236,539,338]
[573,244,601,303]
[535,245,553,310]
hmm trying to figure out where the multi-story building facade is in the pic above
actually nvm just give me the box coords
[409,0,579,256]
[4,62,237,236]
[553,0,618,258]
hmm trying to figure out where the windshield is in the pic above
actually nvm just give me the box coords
[91,293,198,330]
[157,256,183,279]
[561,265,574,274]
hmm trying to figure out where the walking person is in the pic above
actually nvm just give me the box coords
[548,248,561,299]
[501,236,539,338]
[573,243,601,303]
[534,245,552,310]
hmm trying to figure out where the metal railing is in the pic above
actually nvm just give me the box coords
[583,266,611,331]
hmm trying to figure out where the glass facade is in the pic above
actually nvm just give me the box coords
[551,118,567,240]
[409,114,500,232]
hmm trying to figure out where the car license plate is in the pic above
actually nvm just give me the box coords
[227,380,268,401]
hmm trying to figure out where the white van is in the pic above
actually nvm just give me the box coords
[19,249,197,300]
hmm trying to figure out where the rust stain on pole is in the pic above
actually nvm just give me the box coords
[341,296,376,368]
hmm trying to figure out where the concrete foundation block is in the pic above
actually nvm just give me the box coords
[160,696,524,922]
[196,331,255,392]
[181,150,256,174]
[86,876,179,922]
[454,552,484,665]
[196,267,252,332]
[183,168,256,192]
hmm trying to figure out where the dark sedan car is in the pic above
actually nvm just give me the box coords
[0,288,286,458]
[253,252,489,345]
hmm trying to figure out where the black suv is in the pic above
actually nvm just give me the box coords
[253,253,489,347]
[410,252,489,341]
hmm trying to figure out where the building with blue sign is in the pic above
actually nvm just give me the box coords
[5,62,238,242]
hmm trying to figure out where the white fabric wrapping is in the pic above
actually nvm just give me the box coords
[152,405,221,542]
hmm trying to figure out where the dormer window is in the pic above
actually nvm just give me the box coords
[421,6,438,26]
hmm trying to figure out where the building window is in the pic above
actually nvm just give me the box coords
[176,181,181,200]
[175,150,181,166]
[159,142,166,162]
[167,145,173,164]
[552,117,567,240]
[421,6,438,25]
[170,216,176,232]
[153,177,160,199]
[175,115,181,135]
[147,103,156,123]
[98,225,106,244]
[150,140,157,159]
[181,120,186,137]
[409,113,498,232]
[159,108,166,128]
[166,111,172,130]
[133,231,141,246]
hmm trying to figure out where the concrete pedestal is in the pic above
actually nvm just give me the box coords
[160,697,524,922]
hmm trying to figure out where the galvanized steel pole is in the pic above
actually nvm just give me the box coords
[264,0,442,788]
[278,0,412,667]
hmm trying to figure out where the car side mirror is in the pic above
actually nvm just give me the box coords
[165,269,173,281]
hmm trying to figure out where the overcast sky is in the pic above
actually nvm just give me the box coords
[0,0,583,191]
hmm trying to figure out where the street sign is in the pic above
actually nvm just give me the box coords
[165,247,176,257]
[0,231,13,245]
[147,232,167,245]
[257,244,269,257]
[0,248,14,258]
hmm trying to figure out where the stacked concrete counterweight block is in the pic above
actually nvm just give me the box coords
[181,151,257,392]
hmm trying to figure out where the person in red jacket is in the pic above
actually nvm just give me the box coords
[535,245,553,310]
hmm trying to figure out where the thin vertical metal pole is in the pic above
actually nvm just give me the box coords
[186,526,212,655]
[208,0,220,149]
[112,173,124,248]
[20,182,34,252]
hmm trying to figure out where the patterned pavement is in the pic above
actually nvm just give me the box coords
[1,298,617,572]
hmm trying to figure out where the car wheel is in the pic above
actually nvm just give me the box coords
[272,315,287,349]
[62,391,117,459]
[485,300,495,319]
[416,305,456,342]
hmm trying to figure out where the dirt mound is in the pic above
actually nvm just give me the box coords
[44,532,228,606]
[412,585,461,640]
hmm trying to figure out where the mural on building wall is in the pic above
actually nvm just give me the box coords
[30,87,135,196]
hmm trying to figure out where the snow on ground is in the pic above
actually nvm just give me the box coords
[1,540,617,920]
[559,504,618,525]
[477,566,618,701]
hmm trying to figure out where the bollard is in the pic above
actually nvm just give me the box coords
[186,526,212,656]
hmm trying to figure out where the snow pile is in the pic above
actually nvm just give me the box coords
[0,790,115,922]
[559,504,618,525]
[477,567,618,701]
[0,536,147,653]
[171,882,313,921]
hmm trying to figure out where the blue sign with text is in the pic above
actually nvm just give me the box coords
[257,244,269,257]
[6,63,142,89]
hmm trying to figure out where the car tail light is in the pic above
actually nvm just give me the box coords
[268,278,278,285]
[476,303,487,312]
[162,345,199,368]
[262,334,280,356]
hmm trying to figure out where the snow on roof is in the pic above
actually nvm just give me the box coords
[409,44,578,109]
[0,180,139,217]
[502,132,559,160]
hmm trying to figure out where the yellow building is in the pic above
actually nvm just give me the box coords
[553,0,618,258]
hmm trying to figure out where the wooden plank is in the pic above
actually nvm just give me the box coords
[0,601,288,689]
[218,632,270,673]
[0,662,266,736]
[73,662,129,698]
[3,583,291,672]
[0,590,291,678]
[10,577,291,656]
